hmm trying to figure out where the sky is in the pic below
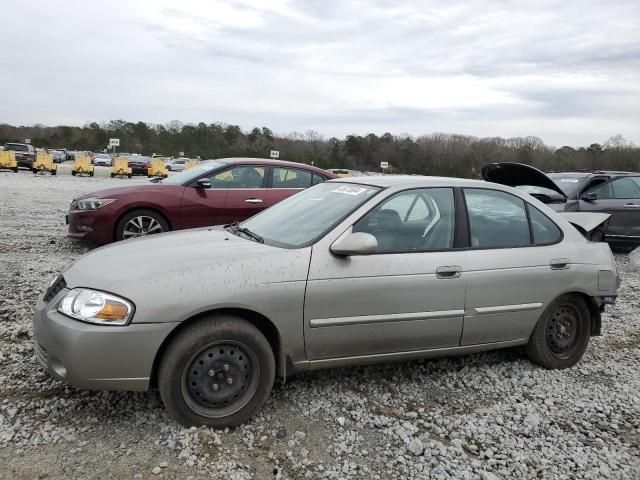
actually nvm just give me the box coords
[1,0,639,147]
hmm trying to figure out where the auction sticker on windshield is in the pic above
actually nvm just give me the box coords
[332,185,368,195]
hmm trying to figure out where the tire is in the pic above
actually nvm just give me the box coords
[89,171,94,177]
[115,208,170,241]
[158,315,275,427]
[127,173,132,178]
[72,171,77,176]
[12,167,18,173]
[166,166,172,171]
[51,170,57,176]
[32,169,37,174]
[525,294,591,369]
[110,173,115,178]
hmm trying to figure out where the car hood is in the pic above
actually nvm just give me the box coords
[62,226,311,299]
[75,183,175,200]
[482,162,567,203]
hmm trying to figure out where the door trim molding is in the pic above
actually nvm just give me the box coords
[473,302,543,315]
[309,309,465,328]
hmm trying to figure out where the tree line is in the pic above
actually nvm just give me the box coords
[1,121,638,177]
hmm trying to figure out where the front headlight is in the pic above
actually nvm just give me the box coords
[57,288,134,326]
[72,198,116,210]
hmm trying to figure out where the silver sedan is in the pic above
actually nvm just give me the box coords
[34,176,619,427]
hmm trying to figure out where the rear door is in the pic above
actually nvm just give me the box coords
[579,176,640,241]
[461,188,571,345]
[264,166,316,207]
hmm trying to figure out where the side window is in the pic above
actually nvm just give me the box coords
[529,205,562,244]
[353,188,455,252]
[612,177,640,199]
[311,174,325,185]
[464,189,531,248]
[588,181,613,199]
[272,167,312,188]
[209,166,265,188]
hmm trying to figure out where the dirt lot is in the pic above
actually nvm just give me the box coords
[0,167,639,479]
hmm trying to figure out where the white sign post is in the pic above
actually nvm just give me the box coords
[270,150,280,159]
[109,138,120,156]
[380,161,389,174]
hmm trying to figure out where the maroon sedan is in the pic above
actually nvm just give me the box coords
[67,158,336,244]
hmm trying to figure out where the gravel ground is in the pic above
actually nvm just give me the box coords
[1,167,639,479]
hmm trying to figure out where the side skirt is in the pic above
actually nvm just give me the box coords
[292,339,527,372]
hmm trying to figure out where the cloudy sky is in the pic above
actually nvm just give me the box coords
[2,0,639,146]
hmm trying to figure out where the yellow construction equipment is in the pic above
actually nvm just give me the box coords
[0,151,18,173]
[71,154,95,177]
[147,158,168,178]
[33,152,57,175]
[111,156,132,178]
[185,160,199,170]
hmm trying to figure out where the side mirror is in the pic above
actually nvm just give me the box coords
[330,232,378,256]
[195,178,211,189]
[581,192,597,202]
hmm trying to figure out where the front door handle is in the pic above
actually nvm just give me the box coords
[436,266,462,279]
[550,258,570,270]
[624,203,640,208]
[245,198,263,204]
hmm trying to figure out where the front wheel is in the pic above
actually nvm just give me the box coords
[115,209,169,241]
[158,316,275,427]
[525,294,591,369]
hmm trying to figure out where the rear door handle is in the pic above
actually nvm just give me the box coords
[624,203,640,208]
[550,258,570,270]
[436,266,462,279]
[245,198,263,204]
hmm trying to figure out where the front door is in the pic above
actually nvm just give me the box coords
[218,165,268,224]
[304,187,466,360]
[579,176,640,241]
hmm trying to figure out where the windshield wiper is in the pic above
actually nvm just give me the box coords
[225,222,264,243]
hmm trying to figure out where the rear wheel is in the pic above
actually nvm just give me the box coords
[158,315,275,427]
[115,209,169,241]
[51,170,57,176]
[525,294,591,369]
[110,173,115,178]
[89,171,94,177]
[12,167,18,173]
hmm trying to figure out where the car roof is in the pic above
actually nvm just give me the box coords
[220,157,336,177]
[328,174,490,189]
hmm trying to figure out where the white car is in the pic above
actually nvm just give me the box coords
[166,158,191,172]
[94,154,112,167]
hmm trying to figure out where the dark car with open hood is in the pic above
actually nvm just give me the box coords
[483,163,640,249]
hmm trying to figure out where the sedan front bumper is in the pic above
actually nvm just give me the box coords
[33,289,179,391]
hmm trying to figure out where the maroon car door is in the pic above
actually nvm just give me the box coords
[263,166,316,208]
[218,165,268,224]
[179,186,229,229]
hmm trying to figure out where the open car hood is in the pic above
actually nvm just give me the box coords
[482,162,567,203]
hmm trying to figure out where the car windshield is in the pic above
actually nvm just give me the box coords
[161,160,226,184]
[5,144,28,151]
[547,173,587,196]
[96,154,110,159]
[240,182,381,248]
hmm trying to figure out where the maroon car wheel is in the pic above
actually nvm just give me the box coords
[115,209,169,241]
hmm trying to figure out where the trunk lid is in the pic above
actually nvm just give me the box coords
[482,162,567,203]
